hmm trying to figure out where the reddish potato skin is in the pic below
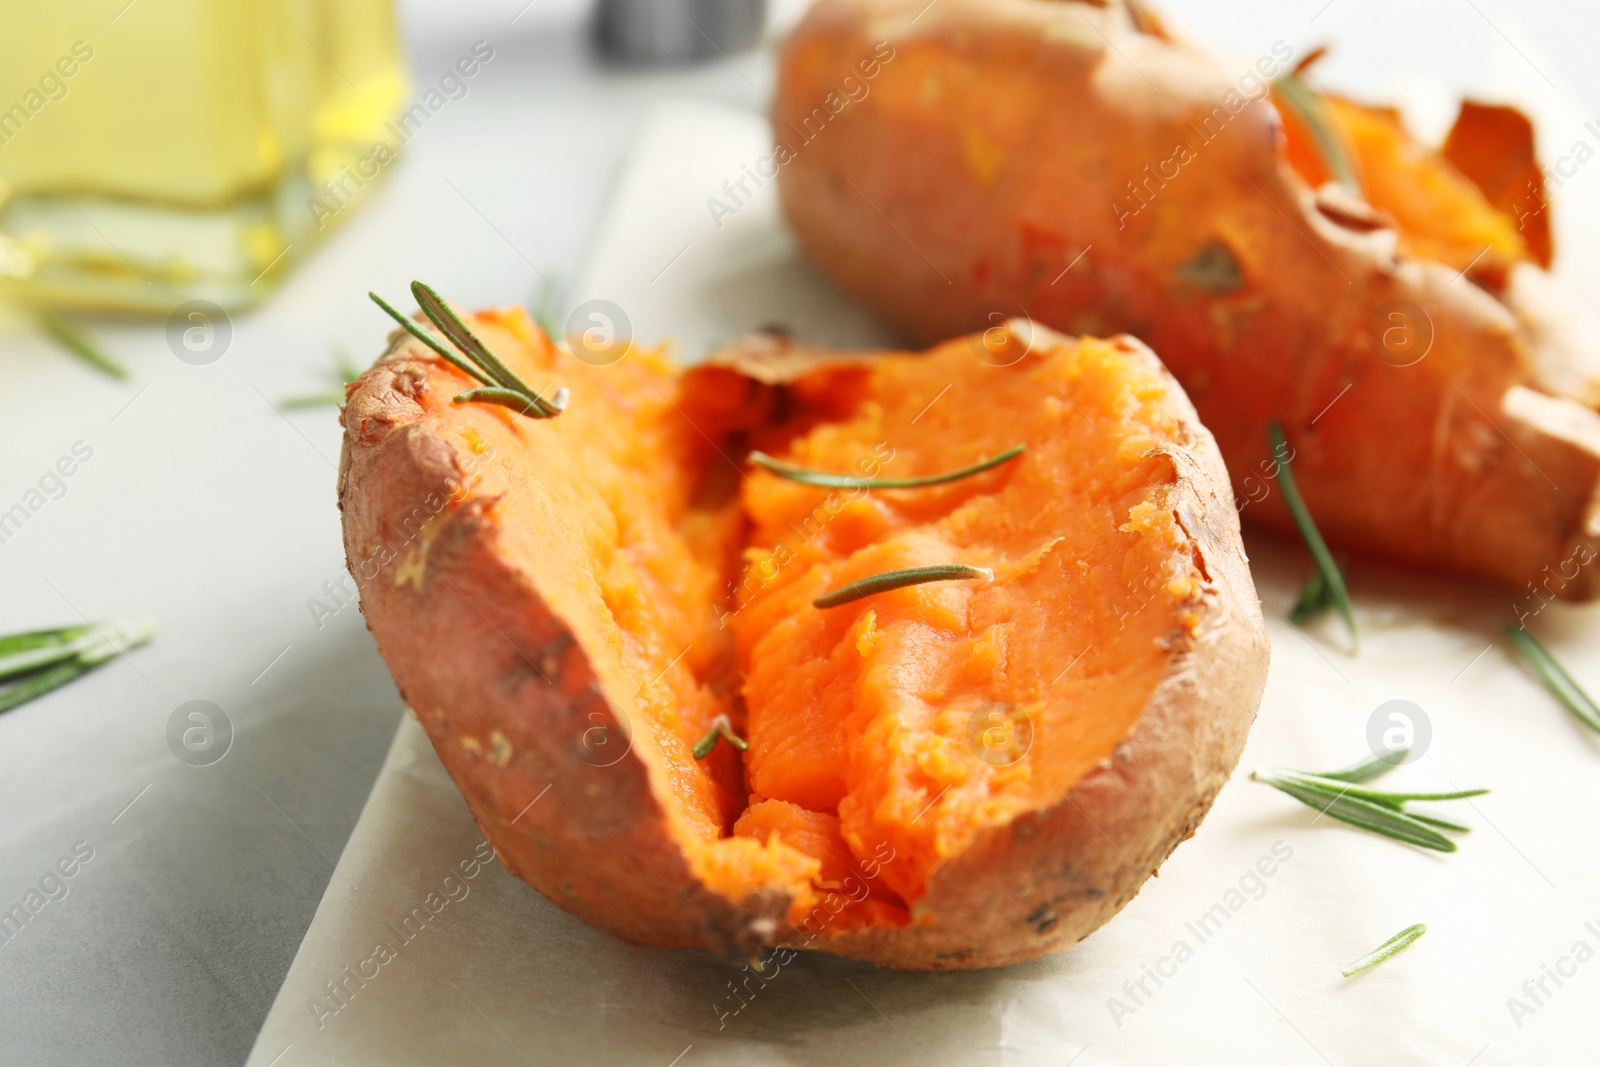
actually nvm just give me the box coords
[338,342,789,958]
[775,0,1600,600]
[339,320,1268,970]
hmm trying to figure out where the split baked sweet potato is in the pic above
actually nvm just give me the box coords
[775,0,1600,600]
[338,302,1268,969]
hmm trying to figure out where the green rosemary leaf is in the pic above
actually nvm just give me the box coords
[1252,773,1456,852]
[38,310,128,380]
[1343,923,1426,977]
[0,620,156,715]
[1254,749,1487,851]
[1269,420,1356,648]
[750,445,1025,489]
[1403,808,1472,834]
[0,623,97,659]
[374,286,567,420]
[1289,568,1330,623]
[279,390,347,410]
[334,345,362,383]
[280,346,366,409]
[1316,747,1407,784]
[1266,768,1488,806]
[534,276,563,342]
[0,625,100,682]
[453,386,569,419]
[814,564,994,609]
[76,619,158,664]
[0,661,95,715]
[692,715,748,760]
[1274,72,1361,193]
[1504,625,1600,735]
[370,291,494,387]
[411,281,559,416]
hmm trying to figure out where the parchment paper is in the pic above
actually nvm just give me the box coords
[245,88,1600,1066]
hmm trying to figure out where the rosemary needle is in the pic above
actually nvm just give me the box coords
[370,291,493,386]
[37,310,128,380]
[455,385,570,416]
[411,281,561,417]
[814,564,993,609]
[1274,72,1362,193]
[533,275,563,342]
[749,445,1025,489]
[1404,808,1472,834]
[692,715,748,760]
[281,346,363,409]
[1261,769,1487,806]
[1289,567,1330,623]
[0,620,157,715]
[1269,420,1357,648]
[0,624,107,677]
[1504,625,1600,735]
[1316,749,1404,784]
[369,283,566,419]
[1254,775,1456,852]
[1343,923,1426,977]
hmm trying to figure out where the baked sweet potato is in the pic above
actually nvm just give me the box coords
[775,0,1600,600]
[338,302,1268,969]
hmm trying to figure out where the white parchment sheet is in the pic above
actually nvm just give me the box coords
[246,91,1600,1067]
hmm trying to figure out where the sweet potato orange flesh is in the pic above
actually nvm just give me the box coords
[714,334,1194,908]
[1276,92,1532,286]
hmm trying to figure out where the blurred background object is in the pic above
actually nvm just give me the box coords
[596,0,767,63]
[0,0,408,312]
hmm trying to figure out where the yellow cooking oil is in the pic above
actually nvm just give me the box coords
[0,0,407,311]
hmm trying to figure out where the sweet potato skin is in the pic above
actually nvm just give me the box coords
[339,318,1267,969]
[775,0,1600,600]
[338,326,789,958]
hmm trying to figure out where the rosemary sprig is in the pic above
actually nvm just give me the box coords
[1254,775,1454,851]
[1504,625,1600,734]
[370,291,491,384]
[411,282,565,416]
[692,714,748,760]
[533,275,562,342]
[1405,808,1472,833]
[1290,569,1327,623]
[38,310,128,380]
[1274,72,1361,193]
[1343,923,1426,977]
[1315,749,1402,783]
[749,445,1025,489]
[814,564,993,609]
[1250,746,1487,852]
[368,283,567,419]
[281,346,362,409]
[1259,769,1486,806]
[465,384,569,417]
[1269,420,1356,647]
[0,624,104,675]
[0,620,157,714]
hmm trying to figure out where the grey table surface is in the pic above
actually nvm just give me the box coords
[1,1,1595,1065]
